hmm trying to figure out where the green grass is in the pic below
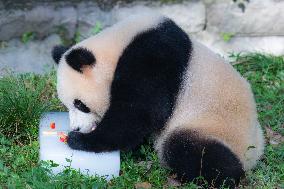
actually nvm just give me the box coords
[21,32,35,44]
[0,53,283,188]
[0,71,64,143]
[231,53,284,188]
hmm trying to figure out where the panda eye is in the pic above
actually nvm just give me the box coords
[73,99,90,113]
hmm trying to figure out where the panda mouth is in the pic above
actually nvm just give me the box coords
[91,121,98,131]
[90,111,102,131]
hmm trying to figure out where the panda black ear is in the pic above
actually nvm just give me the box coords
[51,45,69,64]
[65,47,96,73]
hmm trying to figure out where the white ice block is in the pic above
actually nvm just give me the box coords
[39,112,120,180]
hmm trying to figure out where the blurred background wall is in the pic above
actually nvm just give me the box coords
[1,0,284,75]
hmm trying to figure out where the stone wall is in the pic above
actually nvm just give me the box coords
[0,0,284,75]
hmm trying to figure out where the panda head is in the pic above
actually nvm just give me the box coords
[52,44,111,133]
[52,13,165,133]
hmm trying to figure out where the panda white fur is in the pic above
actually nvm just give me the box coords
[52,13,264,188]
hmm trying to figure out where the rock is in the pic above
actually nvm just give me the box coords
[113,1,206,33]
[77,1,206,39]
[1,0,284,76]
[158,1,206,33]
[0,34,61,76]
[0,5,77,41]
[194,31,284,56]
[76,2,113,40]
[207,0,284,36]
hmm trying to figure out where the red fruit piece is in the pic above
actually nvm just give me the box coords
[59,133,68,143]
[50,122,55,129]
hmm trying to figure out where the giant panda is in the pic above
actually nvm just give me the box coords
[51,13,264,188]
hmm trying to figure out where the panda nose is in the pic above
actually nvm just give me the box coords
[74,127,80,132]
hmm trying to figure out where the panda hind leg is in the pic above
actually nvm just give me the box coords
[162,129,244,189]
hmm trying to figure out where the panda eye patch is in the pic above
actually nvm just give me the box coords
[73,99,90,113]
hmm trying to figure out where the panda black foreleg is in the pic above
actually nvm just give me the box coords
[67,104,153,152]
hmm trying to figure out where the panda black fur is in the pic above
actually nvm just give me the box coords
[52,13,264,188]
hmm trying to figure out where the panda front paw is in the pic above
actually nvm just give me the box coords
[67,131,87,151]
